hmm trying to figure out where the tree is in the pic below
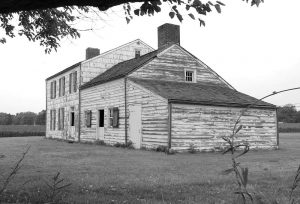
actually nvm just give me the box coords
[36,110,46,125]
[0,112,13,125]
[13,112,37,125]
[0,0,264,53]
[277,104,298,123]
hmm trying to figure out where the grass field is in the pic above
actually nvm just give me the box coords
[0,134,299,203]
[0,125,45,137]
[279,123,300,132]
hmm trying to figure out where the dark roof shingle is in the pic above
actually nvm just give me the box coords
[129,78,276,109]
[80,44,174,90]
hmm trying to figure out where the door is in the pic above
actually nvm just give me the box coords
[96,109,104,140]
[129,105,142,149]
[69,108,75,140]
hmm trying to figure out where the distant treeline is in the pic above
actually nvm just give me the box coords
[277,104,300,123]
[0,110,46,125]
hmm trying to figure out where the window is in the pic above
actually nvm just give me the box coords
[85,110,92,128]
[50,109,56,130]
[69,71,77,94]
[50,81,56,99]
[109,107,119,128]
[185,70,196,82]
[135,49,141,58]
[58,108,65,130]
[59,77,65,97]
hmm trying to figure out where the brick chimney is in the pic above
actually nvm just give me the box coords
[158,23,180,49]
[86,47,100,60]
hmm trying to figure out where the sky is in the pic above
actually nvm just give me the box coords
[0,0,300,114]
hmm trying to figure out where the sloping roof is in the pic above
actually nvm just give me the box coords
[46,62,81,81]
[46,39,153,81]
[129,78,276,109]
[80,44,172,90]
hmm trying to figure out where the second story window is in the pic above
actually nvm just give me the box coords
[185,70,196,82]
[59,77,65,97]
[69,71,77,94]
[50,81,56,99]
[135,49,141,58]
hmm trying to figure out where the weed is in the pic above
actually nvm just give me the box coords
[188,144,197,154]
[95,139,105,145]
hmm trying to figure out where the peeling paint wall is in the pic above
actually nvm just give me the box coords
[171,103,277,151]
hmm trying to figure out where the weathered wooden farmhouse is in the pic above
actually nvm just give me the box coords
[46,23,278,151]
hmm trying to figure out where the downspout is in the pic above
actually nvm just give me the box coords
[78,64,82,142]
[45,80,48,138]
[124,77,128,145]
[276,108,279,147]
[168,102,172,149]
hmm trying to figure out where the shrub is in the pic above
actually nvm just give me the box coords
[188,144,197,154]
[113,142,121,147]
[156,145,168,153]
[95,140,105,145]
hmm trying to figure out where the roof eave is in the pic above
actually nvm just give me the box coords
[168,99,277,109]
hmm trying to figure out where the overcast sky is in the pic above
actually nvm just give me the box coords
[1,0,300,114]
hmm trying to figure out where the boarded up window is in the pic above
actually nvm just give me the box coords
[69,73,73,94]
[58,108,65,130]
[85,110,92,128]
[59,77,65,97]
[50,81,56,99]
[73,71,77,92]
[50,109,56,130]
[53,81,56,98]
[109,107,119,128]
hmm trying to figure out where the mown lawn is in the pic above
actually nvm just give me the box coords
[0,134,299,203]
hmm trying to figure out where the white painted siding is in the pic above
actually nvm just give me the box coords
[80,79,125,143]
[46,66,80,140]
[129,45,229,87]
[81,40,153,84]
[171,104,277,151]
[127,80,168,148]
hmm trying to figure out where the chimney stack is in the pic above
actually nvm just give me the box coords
[86,47,100,60]
[158,23,180,49]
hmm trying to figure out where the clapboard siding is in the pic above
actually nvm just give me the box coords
[127,80,169,148]
[80,79,125,144]
[46,66,80,140]
[129,45,229,87]
[81,40,153,84]
[171,104,277,151]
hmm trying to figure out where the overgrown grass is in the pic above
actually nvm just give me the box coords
[0,125,45,137]
[0,133,299,203]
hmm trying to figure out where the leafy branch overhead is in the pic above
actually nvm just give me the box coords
[0,0,264,53]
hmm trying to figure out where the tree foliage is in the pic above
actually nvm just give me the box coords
[0,0,264,53]
[0,110,46,125]
[278,104,300,123]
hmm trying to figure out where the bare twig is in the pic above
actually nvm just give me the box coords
[0,146,30,195]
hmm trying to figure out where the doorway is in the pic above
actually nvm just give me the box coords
[97,109,104,140]
[129,105,142,149]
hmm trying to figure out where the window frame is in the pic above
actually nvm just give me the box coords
[184,69,196,83]
[108,107,119,128]
[135,49,141,58]
[85,110,92,128]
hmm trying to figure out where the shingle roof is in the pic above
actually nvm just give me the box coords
[80,46,168,90]
[46,62,81,81]
[129,78,276,109]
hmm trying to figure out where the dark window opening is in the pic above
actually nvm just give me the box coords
[135,50,141,58]
[70,112,75,126]
[99,110,104,127]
